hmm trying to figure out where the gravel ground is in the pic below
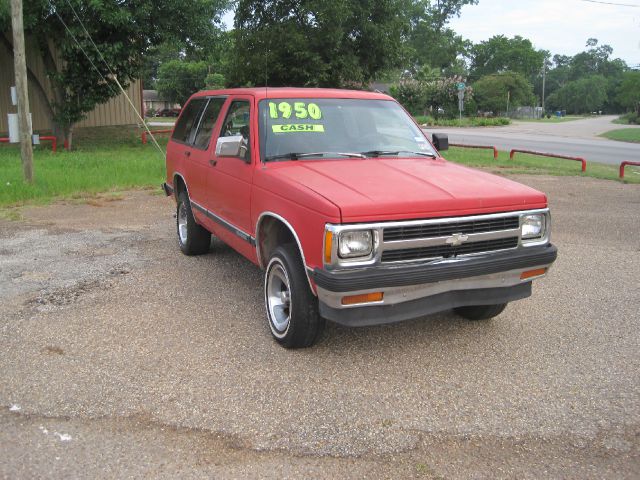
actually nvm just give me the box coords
[0,177,639,479]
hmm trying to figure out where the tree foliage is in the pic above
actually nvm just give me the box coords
[546,75,608,114]
[469,35,546,82]
[157,61,209,105]
[0,0,228,146]
[616,71,640,114]
[229,0,408,87]
[473,72,535,114]
[403,0,477,74]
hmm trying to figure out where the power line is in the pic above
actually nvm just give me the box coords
[578,0,640,7]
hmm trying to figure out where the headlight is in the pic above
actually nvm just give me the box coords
[521,214,545,240]
[338,230,373,258]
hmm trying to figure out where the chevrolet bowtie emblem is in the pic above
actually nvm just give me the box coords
[445,233,469,247]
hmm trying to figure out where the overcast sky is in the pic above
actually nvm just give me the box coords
[449,0,640,65]
[222,0,640,66]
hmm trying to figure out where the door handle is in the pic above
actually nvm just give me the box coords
[209,159,217,167]
[184,150,191,157]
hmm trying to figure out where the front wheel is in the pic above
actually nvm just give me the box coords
[264,245,325,348]
[454,303,507,321]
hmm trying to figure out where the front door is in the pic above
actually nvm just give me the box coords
[207,97,255,242]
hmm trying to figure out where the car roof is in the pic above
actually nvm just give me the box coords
[190,87,394,101]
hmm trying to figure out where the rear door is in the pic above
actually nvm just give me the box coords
[169,98,208,205]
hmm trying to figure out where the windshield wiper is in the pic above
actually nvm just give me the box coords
[265,152,366,162]
[362,150,436,158]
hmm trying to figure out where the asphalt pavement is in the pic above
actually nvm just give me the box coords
[1,176,639,478]
[424,115,640,166]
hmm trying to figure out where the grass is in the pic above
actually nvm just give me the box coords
[0,125,167,207]
[515,115,585,123]
[146,116,177,124]
[599,128,640,143]
[1,125,637,209]
[414,116,510,127]
[444,146,640,184]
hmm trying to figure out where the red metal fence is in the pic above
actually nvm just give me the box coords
[141,129,172,144]
[1,136,57,152]
[509,149,587,172]
[619,161,640,180]
[450,143,499,159]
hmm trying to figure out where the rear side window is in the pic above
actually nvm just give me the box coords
[172,99,206,143]
[193,98,226,149]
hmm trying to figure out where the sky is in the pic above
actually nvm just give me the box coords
[448,0,640,66]
[222,0,640,66]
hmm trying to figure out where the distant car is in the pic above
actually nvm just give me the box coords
[157,108,181,117]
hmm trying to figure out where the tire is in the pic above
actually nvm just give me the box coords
[264,245,325,348]
[176,191,211,256]
[454,303,507,321]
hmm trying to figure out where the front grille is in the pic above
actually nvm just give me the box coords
[383,216,519,241]
[381,237,519,263]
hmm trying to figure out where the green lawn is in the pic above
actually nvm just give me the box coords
[599,128,640,143]
[0,126,168,207]
[444,147,640,184]
[1,126,637,209]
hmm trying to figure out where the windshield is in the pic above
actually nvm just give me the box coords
[258,98,437,161]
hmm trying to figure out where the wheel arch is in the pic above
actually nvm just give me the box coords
[255,212,315,293]
[173,173,190,198]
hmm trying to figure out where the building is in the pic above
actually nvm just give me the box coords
[0,36,143,135]
[143,89,180,115]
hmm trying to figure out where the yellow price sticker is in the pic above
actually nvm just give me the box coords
[272,124,325,133]
[269,102,322,120]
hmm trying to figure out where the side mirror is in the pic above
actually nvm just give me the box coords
[432,133,448,151]
[216,135,247,158]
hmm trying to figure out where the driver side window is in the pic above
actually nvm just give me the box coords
[221,100,251,160]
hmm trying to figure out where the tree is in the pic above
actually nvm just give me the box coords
[473,72,535,114]
[404,0,477,74]
[156,61,209,105]
[229,0,407,88]
[546,75,608,114]
[616,71,640,114]
[0,0,228,148]
[469,35,546,81]
[205,73,226,89]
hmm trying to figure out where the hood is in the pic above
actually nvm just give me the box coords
[267,157,548,222]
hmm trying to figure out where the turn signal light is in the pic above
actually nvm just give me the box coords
[341,292,384,306]
[520,268,547,280]
[324,231,333,263]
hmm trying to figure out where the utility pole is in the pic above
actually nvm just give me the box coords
[10,0,34,183]
[541,61,546,114]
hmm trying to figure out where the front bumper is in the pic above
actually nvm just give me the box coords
[312,244,557,327]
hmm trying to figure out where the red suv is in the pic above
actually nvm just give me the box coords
[163,88,557,348]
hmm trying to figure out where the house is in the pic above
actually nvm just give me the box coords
[0,35,143,135]
[143,89,180,115]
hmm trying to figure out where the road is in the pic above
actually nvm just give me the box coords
[423,115,640,166]
[1,176,639,478]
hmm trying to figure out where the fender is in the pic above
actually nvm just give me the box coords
[255,211,316,293]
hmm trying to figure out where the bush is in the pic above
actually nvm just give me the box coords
[412,116,511,127]
[617,112,639,125]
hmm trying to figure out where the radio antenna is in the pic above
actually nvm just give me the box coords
[263,34,269,164]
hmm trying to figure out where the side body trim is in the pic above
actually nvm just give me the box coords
[191,200,256,246]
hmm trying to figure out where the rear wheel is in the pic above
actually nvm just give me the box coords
[454,303,507,321]
[264,245,325,348]
[176,191,211,255]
